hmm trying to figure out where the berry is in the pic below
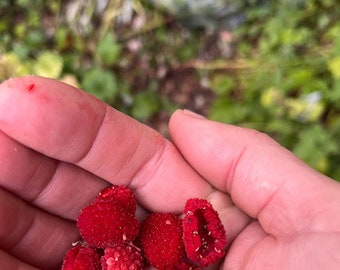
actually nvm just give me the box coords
[140,212,185,269]
[62,184,227,269]
[101,243,144,270]
[94,185,137,212]
[61,242,101,270]
[182,198,227,267]
[77,186,140,248]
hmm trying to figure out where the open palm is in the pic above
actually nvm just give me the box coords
[0,76,339,270]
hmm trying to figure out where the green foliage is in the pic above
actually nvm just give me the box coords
[33,51,63,79]
[207,0,340,178]
[1,0,340,179]
[293,124,339,173]
[211,75,234,96]
[131,88,160,121]
[81,68,118,102]
[96,34,122,66]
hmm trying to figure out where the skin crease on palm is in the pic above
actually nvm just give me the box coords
[0,76,340,270]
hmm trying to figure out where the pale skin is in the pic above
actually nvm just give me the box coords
[0,76,340,270]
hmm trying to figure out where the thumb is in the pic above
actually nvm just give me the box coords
[169,110,340,236]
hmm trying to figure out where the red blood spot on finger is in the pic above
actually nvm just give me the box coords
[26,83,35,92]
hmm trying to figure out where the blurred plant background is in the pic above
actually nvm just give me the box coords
[1,0,340,179]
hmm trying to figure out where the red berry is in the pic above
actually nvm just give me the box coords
[95,185,137,212]
[182,198,227,267]
[77,186,140,248]
[101,243,144,270]
[61,242,101,270]
[140,212,185,269]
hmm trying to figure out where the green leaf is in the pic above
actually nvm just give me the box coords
[325,80,340,104]
[328,57,340,79]
[284,68,314,90]
[208,98,248,124]
[12,43,30,60]
[96,34,121,66]
[131,90,160,121]
[55,27,69,50]
[25,29,44,48]
[0,52,30,79]
[33,51,63,79]
[211,75,234,96]
[260,87,283,108]
[293,125,338,173]
[81,69,118,101]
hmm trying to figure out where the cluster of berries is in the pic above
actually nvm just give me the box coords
[61,185,227,269]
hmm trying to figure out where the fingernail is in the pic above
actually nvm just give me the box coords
[181,109,206,119]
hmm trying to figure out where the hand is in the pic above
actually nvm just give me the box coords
[170,109,340,269]
[0,76,213,269]
[0,76,339,270]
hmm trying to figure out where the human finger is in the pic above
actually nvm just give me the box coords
[0,130,107,220]
[0,250,39,270]
[169,110,340,235]
[206,189,250,246]
[0,188,79,269]
[223,221,267,269]
[0,76,211,212]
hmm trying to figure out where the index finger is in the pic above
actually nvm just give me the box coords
[0,76,211,212]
